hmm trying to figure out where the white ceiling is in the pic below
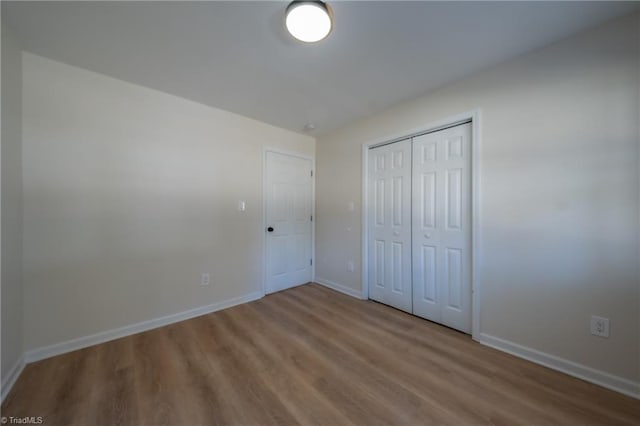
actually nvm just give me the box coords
[3,1,638,135]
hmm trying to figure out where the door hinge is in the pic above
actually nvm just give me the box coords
[310,170,313,177]
[310,215,313,221]
[310,259,313,266]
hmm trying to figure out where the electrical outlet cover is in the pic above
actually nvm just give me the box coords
[347,261,355,272]
[590,315,610,338]
[201,273,211,286]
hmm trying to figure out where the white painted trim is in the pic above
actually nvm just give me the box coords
[478,333,640,400]
[311,155,317,283]
[637,13,640,392]
[315,278,366,300]
[361,144,369,301]
[25,291,263,363]
[262,147,316,295]
[361,111,478,149]
[470,111,482,341]
[361,110,482,340]
[1,354,26,403]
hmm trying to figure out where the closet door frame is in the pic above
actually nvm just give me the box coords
[361,109,482,341]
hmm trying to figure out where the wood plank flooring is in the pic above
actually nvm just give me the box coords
[3,283,639,425]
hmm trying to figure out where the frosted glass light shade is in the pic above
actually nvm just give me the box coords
[285,1,332,43]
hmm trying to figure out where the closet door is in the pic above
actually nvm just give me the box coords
[368,139,412,313]
[412,123,472,333]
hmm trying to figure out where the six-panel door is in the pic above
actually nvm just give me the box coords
[265,151,313,294]
[367,139,413,313]
[412,123,472,333]
[367,123,472,333]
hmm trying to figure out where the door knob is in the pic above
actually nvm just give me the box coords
[393,231,400,236]
[424,233,431,239]
[267,227,274,232]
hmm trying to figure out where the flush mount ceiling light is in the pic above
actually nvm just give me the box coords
[285,1,333,43]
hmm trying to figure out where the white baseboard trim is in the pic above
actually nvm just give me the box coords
[12,290,638,401]
[25,291,263,364]
[315,278,366,300]
[1,354,26,403]
[478,333,639,399]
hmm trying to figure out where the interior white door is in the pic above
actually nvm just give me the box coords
[412,123,472,333]
[265,151,313,294]
[367,139,412,313]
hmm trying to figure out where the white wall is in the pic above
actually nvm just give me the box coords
[22,53,314,351]
[1,21,24,385]
[316,13,640,385]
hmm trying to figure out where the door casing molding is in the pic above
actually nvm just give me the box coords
[361,109,482,340]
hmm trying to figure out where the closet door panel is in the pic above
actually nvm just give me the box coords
[412,123,472,333]
[368,139,412,313]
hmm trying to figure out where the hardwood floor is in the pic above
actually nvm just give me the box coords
[3,283,639,425]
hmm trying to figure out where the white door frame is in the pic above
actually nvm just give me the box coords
[361,110,482,340]
[262,147,316,296]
